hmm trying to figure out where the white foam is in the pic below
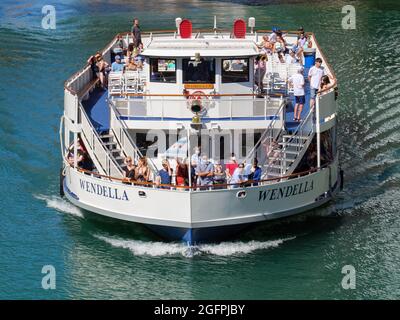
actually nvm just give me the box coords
[198,239,293,256]
[35,194,83,218]
[94,235,295,257]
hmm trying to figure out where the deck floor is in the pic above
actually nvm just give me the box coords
[82,87,110,133]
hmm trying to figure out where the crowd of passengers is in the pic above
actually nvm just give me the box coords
[122,147,263,190]
[87,18,144,89]
[254,27,336,122]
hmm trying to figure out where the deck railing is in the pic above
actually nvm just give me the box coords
[67,160,334,192]
[78,103,123,178]
[110,94,284,121]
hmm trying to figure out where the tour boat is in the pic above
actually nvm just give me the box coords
[60,17,342,245]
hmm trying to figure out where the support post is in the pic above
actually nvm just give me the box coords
[73,131,78,168]
[316,95,321,168]
[187,128,192,189]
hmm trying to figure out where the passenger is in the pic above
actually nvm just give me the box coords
[111,55,125,72]
[262,139,281,165]
[308,58,326,109]
[230,163,247,188]
[292,32,306,64]
[277,52,285,64]
[225,153,238,178]
[259,36,274,55]
[123,156,136,183]
[196,155,214,188]
[289,67,305,121]
[127,43,135,59]
[131,18,143,49]
[213,160,226,188]
[191,146,202,168]
[297,32,308,49]
[268,28,278,45]
[156,159,172,188]
[87,52,109,89]
[113,35,124,56]
[285,49,299,64]
[67,142,84,166]
[254,55,267,94]
[131,48,144,70]
[319,74,336,92]
[275,34,287,54]
[175,157,189,187]
[135,156,151,183]
[125,57,138,71]
[248,158,262,186]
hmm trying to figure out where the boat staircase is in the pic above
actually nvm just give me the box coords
[78,101,157,179]
[248,102,315,179]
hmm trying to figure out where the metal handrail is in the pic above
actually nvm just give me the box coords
[272,105,315,176]
[78,102,123,177]
[69,160,333,191]
[108,99,159,175]
[246,95,285,162]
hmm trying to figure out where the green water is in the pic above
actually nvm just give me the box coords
[0,0,400,299]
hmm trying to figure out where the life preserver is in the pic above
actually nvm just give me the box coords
[187,90,208,114]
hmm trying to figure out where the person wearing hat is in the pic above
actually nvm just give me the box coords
[111,55,124,72]
[268,27,278,44]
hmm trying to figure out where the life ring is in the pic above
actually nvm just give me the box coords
[187,90,208,114]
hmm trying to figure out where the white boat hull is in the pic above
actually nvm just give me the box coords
[63,159,340,243]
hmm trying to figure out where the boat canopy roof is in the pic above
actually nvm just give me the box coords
[141,38,260,58]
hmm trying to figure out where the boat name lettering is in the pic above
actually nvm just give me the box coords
[258,180,314,201]
[79,179,129,201]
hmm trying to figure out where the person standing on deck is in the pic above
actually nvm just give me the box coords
[131,18,143,49]
[196,155,214,188]
[308,58,326,110]
[289,67,305,121]
[254,55,267,95]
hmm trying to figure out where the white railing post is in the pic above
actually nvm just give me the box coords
[264,96,267,120]
[229,97,233,120]
[316,95,321,168]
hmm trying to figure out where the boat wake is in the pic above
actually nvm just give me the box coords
[94,234,295,257]
[34,194,83,218]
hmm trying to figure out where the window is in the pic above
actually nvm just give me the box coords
[150,58,176,83]
[183,58,215,84]
[222,58,249,83]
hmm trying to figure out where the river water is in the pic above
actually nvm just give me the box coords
[0,0,399,299]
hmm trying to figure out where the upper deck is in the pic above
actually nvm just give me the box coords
[64,24,337,134]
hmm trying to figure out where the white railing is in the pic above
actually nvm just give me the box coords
[245,96,286,164]
[111,95,283,121]
[109,100,159,177]
[79,103,122,178]
[273,106,315,176]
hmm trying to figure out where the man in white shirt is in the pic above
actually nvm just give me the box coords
[308,58,326,109]
[289,67,305,121]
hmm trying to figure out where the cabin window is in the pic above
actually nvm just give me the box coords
[150,58,176,83]
[221,58,249,83]
[183,58,215,84]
